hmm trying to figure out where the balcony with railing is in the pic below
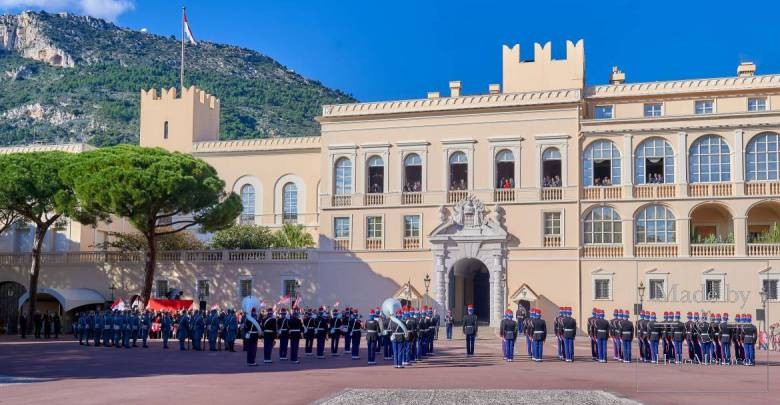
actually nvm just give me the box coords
[0,249,315,265]
[447,189,469,203]
[581,244,623,258]
[364,193,385,206]
[690,243,735,256]
[403,237,421,250]
[333,239,351,251]
[633,184,676,199]
[332,194,353,207]
[543,235,561,247]
[401,192,423,205]
[745,181,780,196]
[582,186,622,201]
[365,238,383,250]
[634,244,678,257]
[687,183,733,197]
[493,188,516,202]
[540,187,563,201]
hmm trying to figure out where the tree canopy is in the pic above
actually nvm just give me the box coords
[211,224,274,250]
[0,151,99,321]
[272,223,316,249]
[61,145,241,305]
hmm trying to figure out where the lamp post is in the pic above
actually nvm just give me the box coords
[637,281,646,320]
[109,283,116,301]
[759,287,767,334]
[423,273,431,308]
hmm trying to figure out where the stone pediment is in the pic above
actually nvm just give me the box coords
[511,283,539,302]
[429,194,507,242]
[393,281,423,301]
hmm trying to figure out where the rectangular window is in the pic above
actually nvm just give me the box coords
[366,216,383,238]
[334,217,350,238]
[705,279,722,301]
[403,215,421,238]
[763,279,778,300]
[648,279,665,300]
[283,279,299,298]
[239,279,253,298]
[197,279,210,298]
[594,279,611,300]
[748,97,767,112]
[695,100,714,114]
[155,280,169,299]
[644,103,663,117]
[163,121,169,139]
[594,105,614,120]
[543,212,561,236]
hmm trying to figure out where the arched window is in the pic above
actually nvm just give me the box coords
[282,182,298,223]
[584,207,622,244]
[636,205,676,244]
[334,157,352,195]
[688,135,731,183]
[583,140,621,186]
[746,132,780,181]
[403,153,422,192]
[449,151,468,190]
[495,149,515,189]
[635,138,674,184]
[240,184,255,224]
[542,147,562,187]
[366,155,384,193]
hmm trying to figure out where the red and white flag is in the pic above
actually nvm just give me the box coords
[110,298,125,311]
[183,10,197,45]
[333,300,340,308]
[292,294,302,309]
[277,294,291,306]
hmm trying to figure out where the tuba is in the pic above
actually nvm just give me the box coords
[241,296,263,332]
[381,298,407,334]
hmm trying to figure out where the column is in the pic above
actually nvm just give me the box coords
[677,132,688,197]
[734,216,747,257]
[434,254,447,312]
[622,217,634,258]
[734,129,745,196]
[622,134,633,199]
[491,253,504,327]
[678,217,690,257]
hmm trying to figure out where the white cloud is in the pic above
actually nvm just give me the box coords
[0,0,135,22]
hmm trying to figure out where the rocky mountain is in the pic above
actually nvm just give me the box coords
[0,11,355,146]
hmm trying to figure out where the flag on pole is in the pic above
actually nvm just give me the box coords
[292,294,302,309]
[277,294,291,306]
[183,10,197,45]
[334,300,340,308]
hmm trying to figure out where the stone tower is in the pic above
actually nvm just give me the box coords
[139,86,220,153]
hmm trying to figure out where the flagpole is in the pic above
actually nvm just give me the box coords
[180,6,185,91]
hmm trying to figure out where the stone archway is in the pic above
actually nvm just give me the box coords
[0,281,26,334]
[428,195,508,327]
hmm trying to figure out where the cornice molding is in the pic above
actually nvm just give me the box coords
[191,136,320,154]
[586,74,780,98]
[321,88,582,118]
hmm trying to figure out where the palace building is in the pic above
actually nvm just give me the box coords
[1,40,779,331]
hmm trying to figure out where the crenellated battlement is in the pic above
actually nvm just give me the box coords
[139,86,220,152]
[140,86,220,110]
[502,40,585,93]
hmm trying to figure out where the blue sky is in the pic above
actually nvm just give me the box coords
[3,1,780,101]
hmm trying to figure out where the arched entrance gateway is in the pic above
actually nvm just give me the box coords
[0,281,26,334]
[428,195,507,327]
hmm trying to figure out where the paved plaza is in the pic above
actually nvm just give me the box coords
[0,333,776,405]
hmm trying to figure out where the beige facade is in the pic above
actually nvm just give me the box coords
[2,40,779,332]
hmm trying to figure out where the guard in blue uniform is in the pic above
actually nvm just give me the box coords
[129,310,140,347]
[426,308,435,355]
[364,309,381,365]
[315,308,329,359]
[94,310,104,346]
[531,308,547,362]
[349,309,362,360]
[303,309,316,356]
[161,311,173,349]
[741,314,757,366]
[207,309,219,351]
[444,310,453,340]
[262,309,278,364]
[113,310,123,348]
[462,305,478,356]
[330,309,343,356]
[619,311,634,363]
[288,308,303,364]
[391,309,406,368]
[499,309,517,362]
[562,307,576,362]
[177,310,190,350]
[277,308,290,360]
[141,310,151,348]
[225,309,238,352]
[594,310,609,362]
[193,310,206,351]
[719,313,731,364]
[244,308,260,366]
[122,310,131,348]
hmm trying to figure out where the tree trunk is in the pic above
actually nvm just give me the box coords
[141,232,157,307]
[26,227,47,323]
